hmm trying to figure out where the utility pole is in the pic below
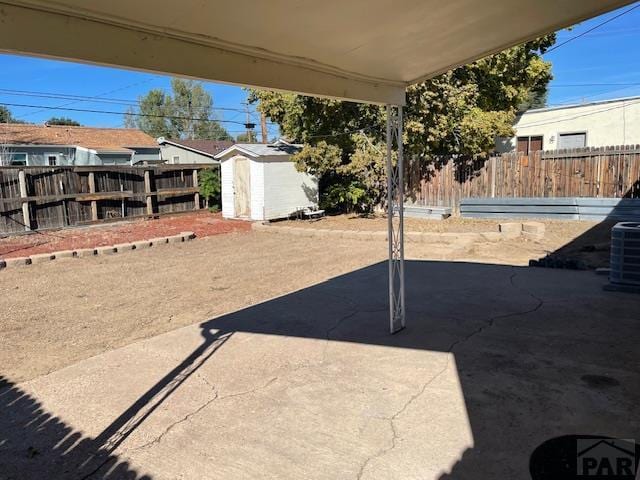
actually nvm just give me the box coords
[242,102,256,143]
[261,112,268,144]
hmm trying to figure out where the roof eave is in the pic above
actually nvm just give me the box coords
[214,145,260,159]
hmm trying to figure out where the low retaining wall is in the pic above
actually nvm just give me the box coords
[460,197,640,221]
[0,231,195,270]
[253,222,544,243]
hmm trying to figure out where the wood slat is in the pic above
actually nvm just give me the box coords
[0,165,207,233]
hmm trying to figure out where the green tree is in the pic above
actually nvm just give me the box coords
[126,79,232,140]
[236,131,257,143]
[249,35,555,212]
[46,116,81,126]
[198,167,221,210]
[0,106,25,124]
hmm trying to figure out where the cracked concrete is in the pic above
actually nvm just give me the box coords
[2,261,639,480]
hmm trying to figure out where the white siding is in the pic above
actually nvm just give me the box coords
[249,159,265,221]
[496,98,640,153]
[220,156,235,218]
[263,156,318,220]
[220,152,316,221]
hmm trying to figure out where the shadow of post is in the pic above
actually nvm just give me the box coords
[2,259,639,479]
[0,327,233,479]
[0,376,152,480]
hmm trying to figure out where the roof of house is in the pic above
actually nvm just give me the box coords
[0,123,158,150]
[157,137,234,157]
[214,141,302,159]
[522,95,640,115]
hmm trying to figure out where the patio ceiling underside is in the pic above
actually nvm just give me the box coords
[0,0,634,104]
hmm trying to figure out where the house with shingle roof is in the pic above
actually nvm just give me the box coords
[157,137,234,164]
[0,123,160,166]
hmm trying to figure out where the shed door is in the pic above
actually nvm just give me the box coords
[234,157,251,217]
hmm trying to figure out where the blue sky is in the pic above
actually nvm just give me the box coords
[544,2,640,105]
[0,2,638,135]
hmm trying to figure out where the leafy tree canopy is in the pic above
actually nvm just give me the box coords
[248,35,556,212]
[125,79,233,141]
[236,132,257,143]
[46,116,81,126]
[0,106,26,124]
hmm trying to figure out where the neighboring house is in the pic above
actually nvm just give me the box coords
[157,137,234,164]
[214,140,318,221]
[497,96,640,154]
[0,123,160,166]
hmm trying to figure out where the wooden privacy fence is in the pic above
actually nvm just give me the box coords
[407,145,640,212]
[0,165,209,235]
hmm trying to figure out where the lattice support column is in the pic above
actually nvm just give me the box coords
[386,104,405,334]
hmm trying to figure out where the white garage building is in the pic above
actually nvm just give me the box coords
[215,141,318,221]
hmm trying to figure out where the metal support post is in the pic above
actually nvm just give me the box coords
[386,104,405,334]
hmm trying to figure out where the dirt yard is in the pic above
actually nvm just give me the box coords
[281,213,598,236]
[0,211,250,258]
[0,218,602,383]
[281,214,609,265]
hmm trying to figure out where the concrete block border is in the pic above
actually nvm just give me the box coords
[252,222,540,244]
[0,231,196,271]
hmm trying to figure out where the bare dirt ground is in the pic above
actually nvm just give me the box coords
[280,213,599,237]
[0,218,602,383]
[0,211,250,258]
[281,214,607,265]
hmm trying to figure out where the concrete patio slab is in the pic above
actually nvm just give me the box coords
[1,261,639,479]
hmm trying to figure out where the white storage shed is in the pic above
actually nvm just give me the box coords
[214,141,318,221]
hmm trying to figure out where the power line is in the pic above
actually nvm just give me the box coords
[15,78,157,119]
[516,98,640,129]
[0,102,267,127]
[0,88,255,114]
[550,83,640,87]
[545,2,640,54]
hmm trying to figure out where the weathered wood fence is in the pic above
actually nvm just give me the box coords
[0,165,208,235]
[407,145,640,212]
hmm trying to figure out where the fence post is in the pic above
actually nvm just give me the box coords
[18,169,31,231]
[193,168,200,210]
[490,156,497,198]
[144,169,154,216]
[88,171,98,221]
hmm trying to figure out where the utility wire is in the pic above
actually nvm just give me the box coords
[0,88,259,114]
[516,98,640,128]
[545,2,640,54]
[0,102,279,127]
[550,83,640,87]
[15,78,157,119]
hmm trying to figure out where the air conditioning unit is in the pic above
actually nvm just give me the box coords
[609,222,640,287]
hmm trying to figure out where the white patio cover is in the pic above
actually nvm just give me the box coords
[0,0,633,104]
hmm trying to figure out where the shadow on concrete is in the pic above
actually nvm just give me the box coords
[192,260,638,478]
[0,376,152,480]
[2,260,639,478]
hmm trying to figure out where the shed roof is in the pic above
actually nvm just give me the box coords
[157,137,234,157]
[0,123,158,151]
[215,142,302,159]
[0,0,632,104]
